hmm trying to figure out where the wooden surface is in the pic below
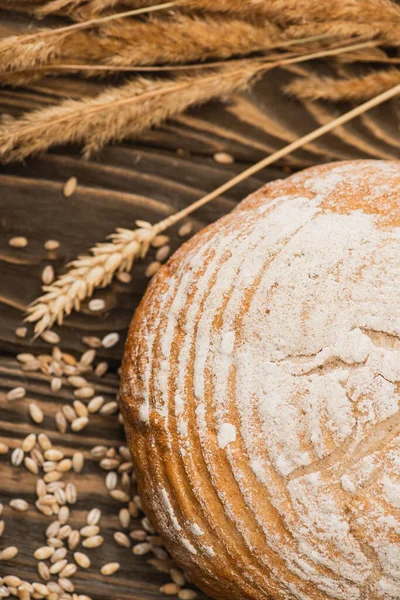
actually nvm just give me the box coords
[1,9,400,599]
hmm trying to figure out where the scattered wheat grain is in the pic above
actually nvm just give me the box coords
[41,265,55,285]
[41,330,60,345]
[1,546,18,560]
[82,535,103,549]
[63,177,77,198]
[101,562,120,576]
[9,237,27,248]
[6,387,26,401]
[178,222,193,237]
[29,403,43,424]
[74,552,90,569]
[88,299,105,312]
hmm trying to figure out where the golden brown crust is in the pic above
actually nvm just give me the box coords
[121,160,400,600]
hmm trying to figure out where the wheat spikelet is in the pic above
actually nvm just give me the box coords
[180,0,400,23]
[286,67,400,101]
[0,16,282,79]
[0,65,259,162]
[26,225,156,336]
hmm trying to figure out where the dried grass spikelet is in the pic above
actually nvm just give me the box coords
[0,16,281,78]
[181,0,400,23]
[285,67,400,101]
[0,64,259,162]
[101,15,282,66]
[26,226,156,336]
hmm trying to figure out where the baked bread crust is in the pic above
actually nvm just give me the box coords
[120,160,400,600]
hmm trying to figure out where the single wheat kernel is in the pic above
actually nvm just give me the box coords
[9,236,28,248]
[22,433,36,453]
[58,524,72,540]
[29,403,43,424]
[65,483,77,504]
[6,387,26,401]
[41,265,55,285]
[58,577,74,593]
[10,499,29,512]
[119,508,131,529]
[94,361,108,377]
[68,376,87,388]
[63,176,77,198]
[32,582,48,596]
[57,459,72,473]
[59,563,77,578]
[88,298,105,312]
[43,460,57,473]
[51,547,67,563]
[178,222,193,238]
[51,377,62,392]
[115,271,131,284]
[0,443,8,455]
[170,569,186,586]
[114,532,131,548]
[105,471,117,490]
[44,449,63,461]
[74,552,90,569]
[88,396,104,413]
[54,488,66,505]
[15,326,28,338]
[73,400,88,418]
[80,525,99,537]
[87,508,101,526]
[152,234,169,248]
[1,546,18,560]
[160,583,181,595]
[71,416,89,432]
[101,332,120,348]
[155,245,170,262]
[133,542,152,556]
[109,489,129,503]
[44,471,62,483]
[99,402,118,416]
[44,239,60,251]
[37,433,52,451]
[24,456,39,474]
[4,576,20,587]
[0,521,4,537]
[68,530,80,551]
[31,447,44,465]
[62,405,77,423]
[38,562,50,582]
[73,387,94,400]
[55,411,67,433]
[36,478,47,498]
[99,458,120,470]
[41,330,61,345]
[47,536,63,548]
[80,349,96,366]
[100,562,120,576]
[72,452,84,473]
[49,559,67,575]
[58,506,70,525]
[145,261,161,278]
[82,535,103,549]
[178,590,197,600]
[46,520,60,538]
[17,353,35,363]
[82,336,101,349]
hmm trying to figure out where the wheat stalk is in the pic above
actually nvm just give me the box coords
[0,40,376,162]
[285,67,400,101]
[26,225,157,336]
[27,80,400,334]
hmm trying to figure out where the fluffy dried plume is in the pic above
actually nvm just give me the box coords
[286,67,400,101]
[0,65,259,162]
[26,225,156,336]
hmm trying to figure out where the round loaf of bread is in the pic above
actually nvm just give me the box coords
[120,160,400,600]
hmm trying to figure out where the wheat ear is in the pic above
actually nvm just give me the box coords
[27,80,400,334]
